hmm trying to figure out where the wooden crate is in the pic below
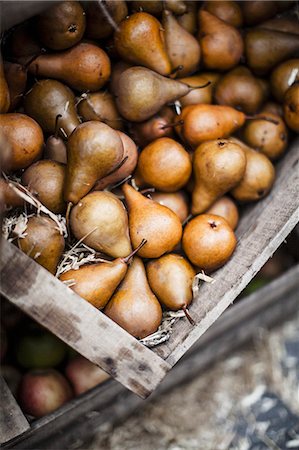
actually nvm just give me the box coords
[1,138,298,403]
[1,262,299,449]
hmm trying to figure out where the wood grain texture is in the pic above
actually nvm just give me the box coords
[0,239,170,399]
[0,377,29,444]
[3,265,298,449]
[153,139,299,364]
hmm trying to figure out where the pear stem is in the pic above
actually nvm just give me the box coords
[109,175,132,190]
[170,65,184,76]
[187,80,211,91]
[160,119,184,130]
[23,49,45,70]
[245,114,279,125]
[97,0,120,32]
[105,156,129,177]
[65,201,73,237]
[122,239,147,264]
[140,188,155,195]
[183,306,195,326]
[54,114,62,139]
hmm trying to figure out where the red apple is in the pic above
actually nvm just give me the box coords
[65,355,110,395]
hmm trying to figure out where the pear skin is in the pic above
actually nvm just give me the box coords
[270,59,299,103]
[70,191,132,258]
[203,1,243,28]
[85,0,128,39]
[3,61,27,112]
[151,191,189,223]
[192,139,247,214]
[114,12,172,76]
[104,257,163,339]
[0,56,10,113]
[64,121,124,205]
[283,84,299,133]
[206,196,239,230]
[0,178,24,211]
[18,216,65,275]
[198,10,244,71]
[122,183,182,258]
[179,73,220,107]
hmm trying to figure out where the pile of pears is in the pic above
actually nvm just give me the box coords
[1,1,298,340]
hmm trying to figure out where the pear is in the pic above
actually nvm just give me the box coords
[182,214,237,271]
[230,139,275,202]
[130,0,186,16]
[162,10,201,77]
[84,0,128,39]
[242,113,288,160]
[151,191,189,223]
[109,61,132,94]
[3,61,27,112]
[128,106,176,147]
[147,254,196,321]
[0,56,10,113]
[22,160,66,214]
[114,66,195,122]
[177,1,197,34]
[24,79,80,137]
[114,12,172,76]
[245,29,299,75]
[136,137,192,192]
[104,257,163,339]
[0,178,24,211]
[165,0,187,15]
[177,104,246,148]
[192,139,247,215]
[203,1,243,28]
[179,72,220,107]
[18,216,65,275]
[70,191,132,258]
[122,183,182,258]
[77,91,123,131]
[206,196,239,230]
[270,59,299,103]
[36,1,86,50]
[0,113,44,173]
[93,131,138,191]
[241,1,278,25]
[262,102,283,117]
[59,240,146,309]
[198,10,244,71]
[6,20,42,60]
[214,66,268,114]
[283,83,299,133]
[258,17,299,35]
[28,43,111,92]
[43,115,68,164]
[64,121,124,205]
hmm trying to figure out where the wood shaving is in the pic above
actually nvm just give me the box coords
[140,311,185,347]
[192,271,215,299]
[2,212,31,241]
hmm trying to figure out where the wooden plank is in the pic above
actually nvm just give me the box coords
[0,377,30,444]
[0,239,170,399]
[153,139,299,364]
[3,265,298,450]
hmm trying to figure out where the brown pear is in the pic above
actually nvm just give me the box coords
[18,216,65,274]
[59,240,145,309]
[182,214,237,271]
[198,10,244,71]
[109,61,132,94]
[84,0,128,39]
[177,1,198,34]
[122,183,182,258]
[115,66,194,122]
[283,83,299,133]
[230,140,275,202]
[151,191,189,223]
[0,178,24,211]
[3,61,27,112]
[270,59,299,103]
[128,106,176,147]
[64,121,124,205]
[242,113,288,160]
[0,56,10,113]
[93,131,138,190]
[262,102,283,117]
[70,191,131,258]
[0,113,44,173]
[165,0,187,15]
[214,66,267,114]
[104,257,163,339]
[203,1,243,27]
[130,1,163,15]
[114,12,172,76]
[36,1,86,50]
[162,10,201,77]
[136,137,192,192]
[147,254,196,316]
[22,160,66,214]
[7,21,42,60]
[206,196,239,230]
[43,115,68,164]
[258,17,299,35]
[24,79,80,137]
[179,72,220,107]
[28,43,111,92]
[177,104,246,148]
[241,1,278,25]
[77,91,123,131]
[245,29,299,75]
[192,139,246,214]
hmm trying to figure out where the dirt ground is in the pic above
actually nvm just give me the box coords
[89,313,299,450]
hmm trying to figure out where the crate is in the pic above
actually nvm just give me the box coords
[1,138,298,402]
[1,261,298,449]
